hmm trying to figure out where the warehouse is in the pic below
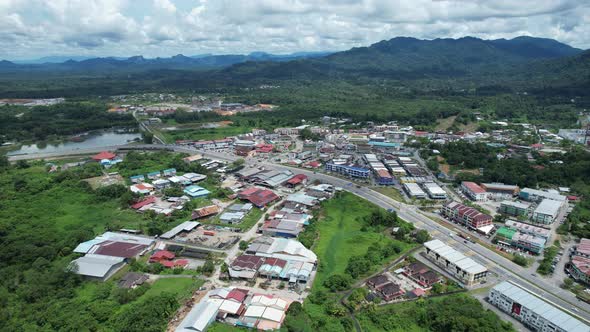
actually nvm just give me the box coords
[422,182,447,199]
[488,281,589,332]
[481,183,520,199]
[423,239,487,286]
[520,188,566,203]
[532,199,563,225]
[504,220,550,239]
[403,183,427,199]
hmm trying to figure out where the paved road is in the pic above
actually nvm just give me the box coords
[9,143,590,323]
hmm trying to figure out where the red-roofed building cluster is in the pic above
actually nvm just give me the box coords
[149,250,188,269]
[442,201,493,230]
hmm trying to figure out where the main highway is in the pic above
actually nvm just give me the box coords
[9,143,590,323]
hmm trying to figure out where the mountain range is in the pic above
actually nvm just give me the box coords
[1,36,589,98]
[0,51,332,71]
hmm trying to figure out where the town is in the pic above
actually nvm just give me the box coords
[5,99,587,332]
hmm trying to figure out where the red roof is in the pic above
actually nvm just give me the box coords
[462,181,486,194]
[568,195,580,201]
[149,250,175,262]
[131,196,156,209]
[306,161,320,168]
[227,288,249,303]
[238,188,280,208]
[412,288,425,296]
[287,174,307,185]
[530,143,543,149]
[92,151,116,161]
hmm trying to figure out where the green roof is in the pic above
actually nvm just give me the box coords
[496,226,516,240]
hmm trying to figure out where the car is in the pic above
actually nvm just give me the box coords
[531,273,537,277]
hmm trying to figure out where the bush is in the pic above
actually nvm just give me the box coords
[512,254,528,267]
[323,274,352,292]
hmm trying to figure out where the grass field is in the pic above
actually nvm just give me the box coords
[372,186,406,202]
[312,192,413,289]
[160,125,252,143]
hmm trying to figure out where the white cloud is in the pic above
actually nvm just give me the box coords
[0,0,589,59]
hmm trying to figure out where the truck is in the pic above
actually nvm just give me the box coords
[459,232,475,243]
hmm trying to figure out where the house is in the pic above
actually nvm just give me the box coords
[418,270,440,287]
[163,168,177,177]
[219,211,246,224]
[129,174,145,183]
[192,205,220,219]
[147,171,161,180]
[130,196,156,210]
[182,173,207,183]
[183,154,203,163]
[118,272,148,289]
[184,185,210,198]
[69,254,126,281]
[366,274,390,289]
[377,282,405,301]
[285,174,308,188]
[152,178,171,189]
[261,220,303,238]
[91,151,116,161]
[404,262,428,276]
[149,250,175,263]
[130,183,155,194]
[238,187,280,208]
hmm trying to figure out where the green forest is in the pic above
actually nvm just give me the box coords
[0,153,209,331]
[0,101,136,143]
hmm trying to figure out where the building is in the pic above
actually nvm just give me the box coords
[499,201,532,217]
[285,174,307,188]
[118,272,148,289]
[520,188,566,203]
[219,211,246,224]
[504,220,550,239]
[424,239,488,286]
[192,205,220,220]
[461,181,488,201]
[237,187,280,208]
[91,151,116,162]
[229,255,265,279]
[325,163,370,178]
[403,183,427,199]
[160,221,200,239]
[512,232,546,254]
[574,238,590,258]
[422,182,447,199]
[69,254,126,281]
[532,199,563,225]
[488,281,589,332]
[130,183,155,194]
[481,183,520,199]
[441,201,493,230]
[366,274,390,289]
[183,185,211,198]
[246,237,317,264]
[376,282,405,301]
[567,255,590,285]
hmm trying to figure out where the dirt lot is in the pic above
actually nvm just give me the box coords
[176,226,240,249]
[84,174,125,189]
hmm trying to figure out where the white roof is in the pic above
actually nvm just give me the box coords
[501,200,531,209]
[98,232,154,246]
[261,307,285,322]
[534,199,562,217]
[244,305,267,318]
[250,295,289,310]
[477,224,495,234]
[70,254,124,278]
[160,221,200,239]
[423,182,446,195]
[404,183,426,196]
[175,300,221,332]
[424,239,487,275]
[492,281,590,332]
[522,188,566,201]
[219,300,243,315]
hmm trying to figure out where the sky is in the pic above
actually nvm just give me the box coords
[1,0,590,60]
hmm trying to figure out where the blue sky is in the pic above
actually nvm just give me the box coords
[1,0,589,60]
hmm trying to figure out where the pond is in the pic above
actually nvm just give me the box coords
[7,131,141,156]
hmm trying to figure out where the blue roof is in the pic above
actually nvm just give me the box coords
[183,185,210,198]
[130,175,144,179]
[163,168,176,173]
[73,239,104,254]
[147,171,161,175]
[368,141,401,147]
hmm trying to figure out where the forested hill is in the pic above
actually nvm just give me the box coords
[222,36,584,80]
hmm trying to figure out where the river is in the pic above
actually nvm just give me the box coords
[7,131,141,156]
